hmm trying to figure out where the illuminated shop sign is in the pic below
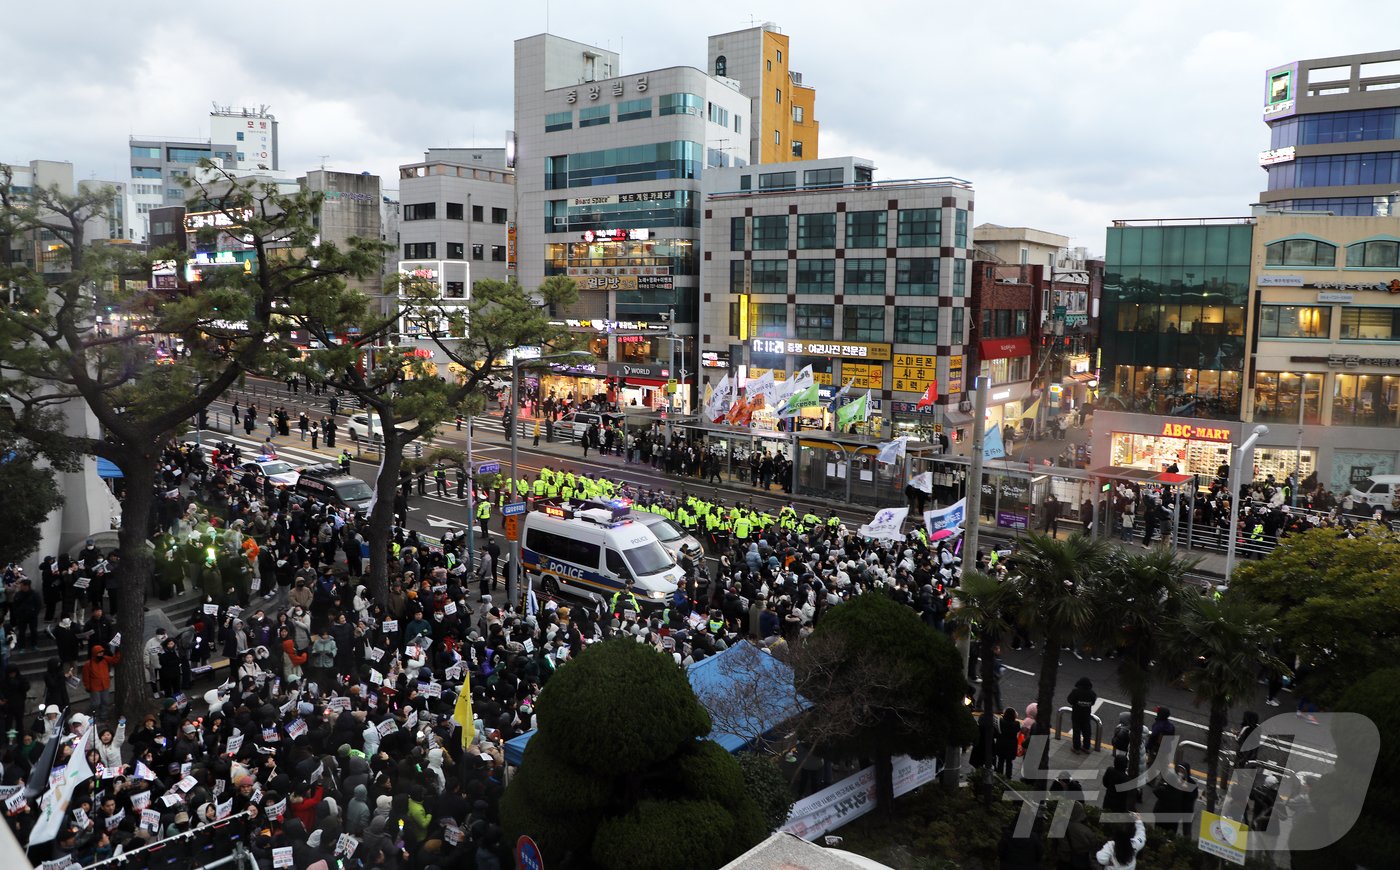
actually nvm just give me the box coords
[1160,422,1232,441]
[184,209,252,231]
[749,337,893,361]
[582,228,651,242]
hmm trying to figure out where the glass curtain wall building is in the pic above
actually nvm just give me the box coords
[1100,222,1253,420]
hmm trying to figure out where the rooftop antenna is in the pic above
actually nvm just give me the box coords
[320,155,330,170]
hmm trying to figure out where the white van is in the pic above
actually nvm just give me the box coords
[521,498,682,608]
[1349,475,1400,509]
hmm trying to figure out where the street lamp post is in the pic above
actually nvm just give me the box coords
[1223,424,1269,583]
[507,350,594,607]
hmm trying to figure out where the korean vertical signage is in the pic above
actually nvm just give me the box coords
[892,353,937,394]
[946,355,964,396]
[507,222,517,272]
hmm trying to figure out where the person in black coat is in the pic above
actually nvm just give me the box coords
[42,658,70,710]
[1067,677,1097,753]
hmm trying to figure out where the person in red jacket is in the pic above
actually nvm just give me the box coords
[281,632,308,684]
[288,780,323,831]
[81,643,122,721]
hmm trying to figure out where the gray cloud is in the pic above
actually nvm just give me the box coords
[3,0,1392,250]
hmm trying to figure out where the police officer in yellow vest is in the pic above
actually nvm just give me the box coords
[611,580,641,620]
[476,498,492,540]
[733,513,752,542]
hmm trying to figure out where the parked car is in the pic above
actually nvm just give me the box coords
[238,457,301,488]
[557,411,626,441]
[346,412,417,443]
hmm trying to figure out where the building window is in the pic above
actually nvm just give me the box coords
[545,111,573,132]
[167,147,210,164]
[729,216,746,251]
[844,258,886,294]
[759,171,796,191]
[446,202,464,220]
[1254,371,1324,424]
[658,93,703,116]
[775,88,782,104]
[952,259,966,297]
[793,106,804,123]
[707,103,730,126]
[1345,239,1400,268]
[735,115,743,134]
[950,307,965,343]
[545,140,703,189]
[447,242,465,259]
[776,49,782,63]
[752,214,789,250]
[954,209,968,247]
[472,205,484,221]
[1259,305,1331,338]
[403,203,437,221]
[797,213,837,249]
[130,146,160,159]
[579,105,610,128]
[1015,310,1029,335]
[766,59,772,72]
[751,260,789,293]
[795,304,834,339]
[617,98,652,121]
[132,167,161,178]
[404,242,436,259]
[896,208,941,247]
[895,307,939,344]
[491,245,506,262]
[1332,373,1400,427]
[472,244,484,260]
[166,188,184,200]
[803,168,843,188]
[795,259,835,294]
[896,258,939,295]
[491,207,508,224]
[739,175,752,191]
[773,130,781,146]
[714,55,727,77]
[791,141,804,158]
[236,132,245,141]
[1339,306,1400,340]
[445,281,465,298]
[845,211,887,248]
[753,302,787,337]
[1265,238,1336,267]
[843,305,884,341]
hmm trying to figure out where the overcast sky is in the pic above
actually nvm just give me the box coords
[4,1,1396,252]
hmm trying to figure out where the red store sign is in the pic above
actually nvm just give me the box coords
[978,337,1032,360]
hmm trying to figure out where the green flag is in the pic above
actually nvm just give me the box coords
[836,391,869,430]
[780,382,820,417]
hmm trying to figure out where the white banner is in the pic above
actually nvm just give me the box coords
[909,471,933,494]
[29,728,94,846]
[704,375,733,423]
[747,369,777,407]
[858,507,909,541]
[875,437,908,466]
[924,498,967,534]
[782,755,939,841]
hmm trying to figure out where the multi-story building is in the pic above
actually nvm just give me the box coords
[394,148,514,353]
[300,169,385,299]
[1259,50,1400,216]
[129,106,281,238]
[1091,218,1254,479]
[209,106,280,173]
[1,160,112,273]
[706,23,820,164]
[514,33,750,411]
[701,157,975,441]
[967,262,1037,434]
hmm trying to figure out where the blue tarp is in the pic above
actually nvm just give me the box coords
[96,458,124,479]
[503,640,809,766]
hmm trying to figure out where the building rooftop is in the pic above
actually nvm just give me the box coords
[707,175,972,200]
[1110,217,1255,227]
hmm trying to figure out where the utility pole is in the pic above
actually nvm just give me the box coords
[1223,425,1269,582]
[464,415,475,573]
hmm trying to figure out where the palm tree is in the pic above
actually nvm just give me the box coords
[950,569,1016,801]
[1165,595,1288,811]
[1007,532,1114,781]
[1088,548,1198,778]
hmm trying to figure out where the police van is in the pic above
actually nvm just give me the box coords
[521,498,682,609]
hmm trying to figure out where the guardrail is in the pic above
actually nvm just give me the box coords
[1053,706,1103,751]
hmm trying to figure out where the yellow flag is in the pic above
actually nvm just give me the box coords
[452,670,475,747]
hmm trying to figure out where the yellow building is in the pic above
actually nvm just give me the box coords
[708,24,820,164]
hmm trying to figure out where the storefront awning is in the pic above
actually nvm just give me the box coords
[96,458,124,479]
[979,337,1032,361]
[1090,465,1193,486]
[1068,372,1097,384]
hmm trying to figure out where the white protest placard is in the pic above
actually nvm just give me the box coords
[104,808,125,830]
[376,718,397,737]
[369,669,384,686]
[523,639,534,653]
[48,765,68,788]
[216,798,232,820]
[311,763,324,784]
[781,754,938,841]
[213,779,226,797]
[404,709,418,730]
[160,792,182,807]
[133,761,157,781]
[140,809,161,833]
[285,719,308,739]
[265,797,286,820]
[176,774,198,792]
[382,619,399,634]
[72,807,91,828]
[422,682,442,699]
[179,761,192,777]
[250,784,263,805]
[39,859,79,870]
[5,792,28,813]
[110,632,121,648]
[227,606,242,620]
[0,785,19,800]
[73,576,90,590]
[444,664,463,682]
[442,823,464,845]
[336,833,360,857]
[272,846,294,868]
[128,792,150,812]
[279,699,296,717]
[365,646,384,662]
[226,732,244,755]
[328,696,351,712]
[443,601,457,616]
[98,763,124,779]
[203,603,220,615]
[262,727,279,742]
